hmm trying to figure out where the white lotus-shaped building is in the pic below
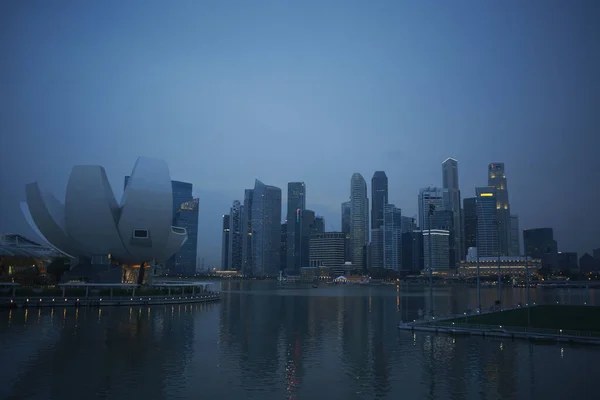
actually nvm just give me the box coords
[21,157,188,265]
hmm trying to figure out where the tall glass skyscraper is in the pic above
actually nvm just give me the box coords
[463,197,477,257]
[221,214,230,270]
[286,182,306,274]
[350,173,368,270]
[251,180,282,277]
[241,189,254,276]
[488,163,511,256]
[382,204,402,271]
[228,200,243,271]
[370,171,388,268]
[442,158,462,263]
[418,187,450,231]
[341,201,351,261]
[475,186,499,257]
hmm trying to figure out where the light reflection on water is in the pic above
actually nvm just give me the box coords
[0,282,599,400]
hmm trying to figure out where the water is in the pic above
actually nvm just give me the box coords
[1,282,599,399]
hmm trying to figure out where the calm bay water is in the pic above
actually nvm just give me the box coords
[1,282,599,399]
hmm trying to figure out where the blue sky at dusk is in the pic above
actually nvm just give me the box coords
[1,0,599,266]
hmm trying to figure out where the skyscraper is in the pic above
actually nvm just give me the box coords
[418,187,450,231]
[463,197,477,257]
[510,214,520,256]
[475,186,499,257]
[228,200,243,271]
[382,204,402,271]
[299,209,316,271]
[251,180,282,277]
[442,158,463,263]
[524,227,558,270]
[221,214,230,270]
[341,201,351,261]
[488,163,511,256]
[309,232,345,268]
[371,171,388,269]
[423,229,450,270]
[286,182,306,274]
[350,173,369,270]
[241,189,254,275]
[430,209,454,268]
[312,216,325,234]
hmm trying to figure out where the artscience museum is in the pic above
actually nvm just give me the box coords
[21,157,189,284]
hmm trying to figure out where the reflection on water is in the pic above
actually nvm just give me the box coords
[1,282,599,399]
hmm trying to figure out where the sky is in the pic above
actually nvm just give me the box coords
[1,0,599,267]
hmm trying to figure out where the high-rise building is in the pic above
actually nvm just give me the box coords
[341,201,351,261]
[442,158,463,263]
[221,214,230,270]
[430,209,454,268]
[241,189,254,276]
[510,214,520,256]
[228,200,243,271]
[418,187,450,231]
[475,187,499,257]
[382,204,402,271]
[463,197,477,258]
[280,223,287,273]
[401,216,416,233]
[350,173,369,270]
[523,228,558,269]
[400,216,417,273]
[557,252,578,271]
[312,216,325,234]
[251,180,282,277]
[423,229,450,271]
[126,177,198,276]
[309,232,345,268]
[488,163,511,256]
[371,171,388,269]
[299,209,316,272]
[286,182,306,274]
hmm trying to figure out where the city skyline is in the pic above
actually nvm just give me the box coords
[1,1,599,267]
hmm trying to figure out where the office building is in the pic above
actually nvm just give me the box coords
[309,232,345,268]
[523,227,558,269]
[286,182,306,274]
[463,197,477,257]
[280,223,287,272]
[418,187,450,231]
[312,216,325,234]
[475,187,499,257]
[510,214,520,256]
[228,200,243,271]
[371,171,388,269]
[299,209,316,272]
[401,216,416,233]
[401,230,423,274]
[172,198,199,276]
[341,201,352,261]
[430,209,454,268]
[423,229,450,271]
[382,204,402,271]
[221,214,230,270]
[241,189,254,275]
[251,180,282,277]
[488,163,511,256]
[557,252,578,271]
[442,158,463,263]
[350,173,369,270]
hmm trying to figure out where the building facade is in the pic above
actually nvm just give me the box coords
[286,182,306,274]
[475,187,499,257]
[523,228,558,269]
[221,214,230,270]
[172,198,199,276]
[510,214,520,256]
[241,189,254,275]
[463,197,477,258]
[350,173,369,270]
[225,201,243,271]
[382,204,402,271]
[341,201,352,261]
[251,180,282,277]
[488,163,511,256]
[423,229,450,271]
[371,171,388,269]
[442,158,463,263]
[309,232,345,268]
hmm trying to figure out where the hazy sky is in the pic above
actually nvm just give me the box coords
[1,0,599,266]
